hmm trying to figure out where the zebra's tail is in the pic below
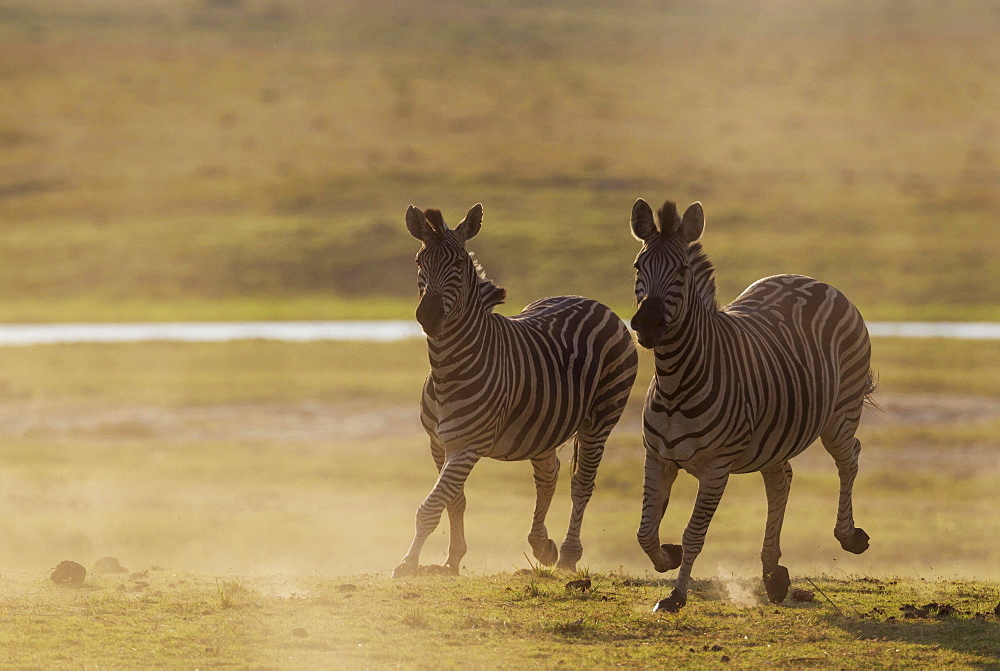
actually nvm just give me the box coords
[862,367,881,412]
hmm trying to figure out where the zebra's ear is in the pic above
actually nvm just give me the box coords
[455,203,483,243]
[630,199,657,242]
[678,202,704,244]
[406,205,435,242]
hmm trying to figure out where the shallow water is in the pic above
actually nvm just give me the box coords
[0,320,996,345]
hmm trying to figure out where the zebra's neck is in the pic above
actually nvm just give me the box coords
[425,292,496,384]
[652,272,725,403]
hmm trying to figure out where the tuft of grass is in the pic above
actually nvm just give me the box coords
[545,617,591,637]
[216,578,254,609]
[520,553,558,579]
[401,607,430,628]
[523,579,545,599]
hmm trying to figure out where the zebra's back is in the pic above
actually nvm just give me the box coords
[722,275,872,472]
[423,296,637,462]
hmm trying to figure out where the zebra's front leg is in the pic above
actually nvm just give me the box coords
[636,451,681,572]
[527,453,560,566]
[653,466,731,613]
[760,462,793,603]
[392,452,481,578]
[444,490,467,574]
[431,437,468,574]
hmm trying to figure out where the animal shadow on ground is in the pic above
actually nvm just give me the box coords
[832,607,1000,663]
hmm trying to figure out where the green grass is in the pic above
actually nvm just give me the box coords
[0,295,417,324]
[0,1,998,321]
[871,337,1000,398]
[0,571,997,668]
[0,337,996,408]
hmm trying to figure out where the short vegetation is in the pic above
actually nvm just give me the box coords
[0,0,998,321]
[1,571,998,668]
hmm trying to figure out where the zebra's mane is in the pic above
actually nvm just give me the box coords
[687,242,719,311]
[469,252,507,312]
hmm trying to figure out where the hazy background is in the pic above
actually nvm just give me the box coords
[0,1,998,580]
[2,0,998,321]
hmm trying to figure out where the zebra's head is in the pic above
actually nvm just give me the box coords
[406,203,484,339]
[629,198,705,349]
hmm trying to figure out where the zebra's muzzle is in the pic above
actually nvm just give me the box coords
[416,290,447,338]
[631,297,668,349]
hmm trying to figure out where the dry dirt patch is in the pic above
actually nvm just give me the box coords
[0,393,996,474]
[0,400,420,444]
[0,392,996,443]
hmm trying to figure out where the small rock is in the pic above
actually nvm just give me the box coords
[790,589,815,602]
[51,560,87,586]
[721,655,730,663]
[93,557,128,574]
[337,583,358,593]
[710,644,723,652]
[292,627,308,638]
[994,601,1000,618]
[129,570,149,580]
[565,578,592,592]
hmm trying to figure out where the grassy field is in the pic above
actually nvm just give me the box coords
[1,571,998,668]
[0,336,997,666]
[0,0,998,321]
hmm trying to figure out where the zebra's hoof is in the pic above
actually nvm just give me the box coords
[840,528,870,554]
[391,561,418,579]
[534,539,559,566]
[763,565,790,603]
[653,591,687,613]
[659,544,683,571]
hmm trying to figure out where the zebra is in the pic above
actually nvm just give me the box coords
[392,203,638,578]
[628,198,877,612]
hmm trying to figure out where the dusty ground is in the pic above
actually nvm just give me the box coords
[0,391,997,580]
[1,392,996,472]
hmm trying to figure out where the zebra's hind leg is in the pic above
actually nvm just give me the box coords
[636,451,681,572]
[653,465,731,613]
[556,430,606,571]
[760,462,793,603]
[821,417,869,555]
[527,453,560,566]
[392,452,482,578]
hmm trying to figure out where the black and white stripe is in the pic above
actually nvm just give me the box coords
[629,199,876,612]
[392,204,638,577]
